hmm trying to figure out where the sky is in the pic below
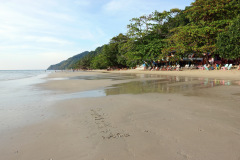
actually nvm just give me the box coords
[0,0,194,70]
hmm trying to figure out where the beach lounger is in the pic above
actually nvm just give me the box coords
[198,65,204,70]
[217,64,221,70]
[176,64,181,71]
[221,64,228,70]
[185,64,190,70]
[227,64,232,70]
[204,64,209,71]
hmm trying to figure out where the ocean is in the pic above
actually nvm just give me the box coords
[0,70,108,133]
[0,70,48,81]
[0,70,53,132]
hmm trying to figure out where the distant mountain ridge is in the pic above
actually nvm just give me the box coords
[47,51,89,70]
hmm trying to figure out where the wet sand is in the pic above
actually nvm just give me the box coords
[1,70,240,160]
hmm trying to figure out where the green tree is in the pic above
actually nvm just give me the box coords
[71,0,240,69]
[216,15,240,61]
[91,50,109,69]
[125,11,170,66]
[110,33,129,67]
[127,15,153,39]
[74,46,103,70]
[91,34,130,69]
[164,0,240,62]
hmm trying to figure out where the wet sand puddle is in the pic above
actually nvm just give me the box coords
[69,73,140,81]
[57,73,240,99]
[105,77,239,95]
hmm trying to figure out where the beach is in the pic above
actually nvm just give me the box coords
[1,70,240,160]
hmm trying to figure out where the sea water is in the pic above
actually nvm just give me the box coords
[0,70,48,81]
[0,70,52,132]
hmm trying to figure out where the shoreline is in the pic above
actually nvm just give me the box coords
[1,70,240,160]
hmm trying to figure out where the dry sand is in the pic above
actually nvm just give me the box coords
[107,69,240,80]
[1,70,240,160]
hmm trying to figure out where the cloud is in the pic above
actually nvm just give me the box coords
[33,10,75,22]
[74,0,91,6]
[102,0,142,15]
[0,0,194,69]
[103,0,133,11]
[24,36,73,45]
[0,0,110,69]
[0,51,72,70]
[0,0,104,43]
[102,0,193,16]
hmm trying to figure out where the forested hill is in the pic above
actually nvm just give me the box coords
[47,51,89,70]
[48,0,240,70]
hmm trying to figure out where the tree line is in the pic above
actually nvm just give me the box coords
[74,0,240,70]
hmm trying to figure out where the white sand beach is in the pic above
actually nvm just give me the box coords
[1,70,240,160]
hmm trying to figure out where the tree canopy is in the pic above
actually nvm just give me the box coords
[216,15,240,60]
[49,0,240,70]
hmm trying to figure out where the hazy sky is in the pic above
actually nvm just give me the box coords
[0,0,193,70]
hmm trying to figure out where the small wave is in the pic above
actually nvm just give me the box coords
[0,70,47,81]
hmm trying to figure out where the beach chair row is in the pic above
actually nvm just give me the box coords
[150,63,237,71]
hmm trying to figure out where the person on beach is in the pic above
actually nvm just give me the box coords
[215,63,219,70]
[207,64,210,70]
[214,63,217,70]
[206,63,214,70]
[143,63,146,70]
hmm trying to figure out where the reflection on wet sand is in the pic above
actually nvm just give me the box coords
[65,73,240,98]
[104,76,238,96]
[69,73,138,81]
